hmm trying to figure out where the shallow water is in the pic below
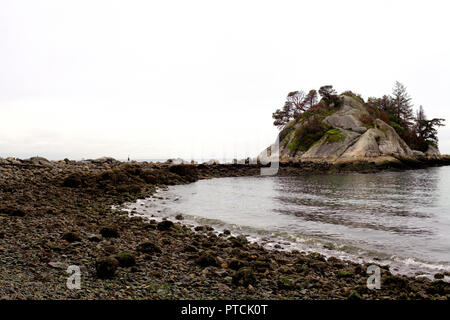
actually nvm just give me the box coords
[128,166,450,279]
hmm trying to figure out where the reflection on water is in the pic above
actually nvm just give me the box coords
[129,166,450,277]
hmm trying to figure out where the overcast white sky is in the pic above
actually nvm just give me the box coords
[1,0,450,160]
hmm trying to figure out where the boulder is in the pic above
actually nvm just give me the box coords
[63,173,83,188]
[136,242,162,254]
[195,250,218,267]
[323,95,368,131]
[168,164,198,182]
[25,157,51,166]
[115,252,136,267]
[91,157,118,164]
[157,220,174,231]
[301,129,360,161]
[95,257,119,279]
[0,207,26,217]
[352,127,368,134]
[338,128,383,160]
[337,120,414,162]
[232,267,256,287]
[228,259,246,271]
[412,150,425,157]
[374,120,414,158]
[62,232,81,243]
[425,145,440,157]
[100,226,119,238]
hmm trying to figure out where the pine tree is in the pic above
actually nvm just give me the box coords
[319,85,340,107]
[414,105,445,147]
[304,90,318,109]
[272,108,289,128]
[391,81,414,127]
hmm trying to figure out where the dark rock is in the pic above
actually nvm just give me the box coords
[184,245,197,253]
[229,235,247,248]
[144,224,156,230]
[223,229,231,235]
[383,275,409,289]
[194,225,213,232]
[136,242,162,254]
[236,235,248,244]
[115,252,136,267]
[195,250,218,267]
[228,259,246,271]
[100,226,119,238]
[62,232,81,243]
[141,171,158,184]
[28,157,50,165]
[308,252,326,262]
[426,280,449,295]
[103,245,117,254]
[117,184,141,194]
[168,164,198,182]
[95,257,119,279]
[354,265,363,274]
[295,257,312,266]
[63,173,83,188]
[0,207,26,217]
[157,220,174,231]
[253,260,270,271]
[175,214,184,220]
[434,273,444,280]
[232,267,256,287]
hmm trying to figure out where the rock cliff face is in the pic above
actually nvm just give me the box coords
[259,95,440,164]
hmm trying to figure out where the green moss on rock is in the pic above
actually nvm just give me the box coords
[325,128,346,143]
[115,252,136,267]
[136,241,162,254]
[195,250,218,267]
[288,118,330,152]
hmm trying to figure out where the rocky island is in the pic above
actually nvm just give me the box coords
[260,83,446,168]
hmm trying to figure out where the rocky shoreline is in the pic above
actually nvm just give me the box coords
[1,157,449,300]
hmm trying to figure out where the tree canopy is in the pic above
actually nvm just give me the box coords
[272,85,338,128]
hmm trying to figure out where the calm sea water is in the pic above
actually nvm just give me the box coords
[128,167,450,279]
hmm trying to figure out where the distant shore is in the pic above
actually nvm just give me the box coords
[0,157,449,299]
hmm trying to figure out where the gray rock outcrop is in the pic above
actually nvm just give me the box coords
[259,95,442,164]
